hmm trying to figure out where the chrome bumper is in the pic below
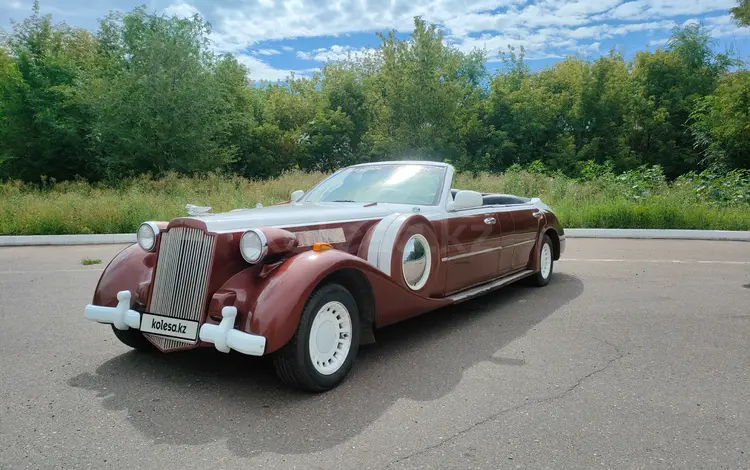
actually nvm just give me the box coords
[84,290,266,356]
[198,306,266,356]
[84,291,141,330]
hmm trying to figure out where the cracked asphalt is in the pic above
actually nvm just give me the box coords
[1,239,749,469]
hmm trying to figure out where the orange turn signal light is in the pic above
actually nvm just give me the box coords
[312,242,333,251]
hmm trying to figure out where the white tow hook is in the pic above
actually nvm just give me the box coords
[84,290,141,330]
[199,306,237,353]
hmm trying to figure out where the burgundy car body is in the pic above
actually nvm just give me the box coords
[85,161,565,389]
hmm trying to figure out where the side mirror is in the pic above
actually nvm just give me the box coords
[290,189,305,202]
[450,190,483,211]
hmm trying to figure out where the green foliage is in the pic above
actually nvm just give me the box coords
[689,71,750,171]
[85,7,240,179]
[1,166,747,235]
[0,3,748,189]
[731,0,750,26]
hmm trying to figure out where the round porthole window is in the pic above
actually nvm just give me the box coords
[402,234,431,290]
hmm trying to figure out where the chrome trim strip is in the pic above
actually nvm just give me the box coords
[441,239,536,262]
[504,239,536,249]
[442,245,503,262]
[447,269,535,303]
[211,216,386,234]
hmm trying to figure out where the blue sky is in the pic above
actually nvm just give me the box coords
[2,0,748,80]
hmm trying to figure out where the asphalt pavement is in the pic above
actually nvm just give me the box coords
[0,239,748,469]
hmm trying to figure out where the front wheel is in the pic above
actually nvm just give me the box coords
[111,325,154,351]
[273,283,361,392]
[527,234,554,287]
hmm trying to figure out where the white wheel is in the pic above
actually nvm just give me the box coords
[540,242,553,280]
[308,301,353,375]
[527,234,554,287]
[273,283,361,392]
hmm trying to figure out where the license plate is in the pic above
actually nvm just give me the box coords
[140,313,199,341]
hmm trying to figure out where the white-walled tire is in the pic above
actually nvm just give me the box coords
[527,234,554,287]
[273,283,361,392]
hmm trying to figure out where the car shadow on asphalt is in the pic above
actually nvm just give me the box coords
[68,273,583,457]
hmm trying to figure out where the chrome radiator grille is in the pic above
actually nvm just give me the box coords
[148,227,215,323]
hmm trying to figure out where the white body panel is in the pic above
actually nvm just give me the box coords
[188,202,398,233]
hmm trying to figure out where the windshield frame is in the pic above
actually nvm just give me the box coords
[299,163,449,207]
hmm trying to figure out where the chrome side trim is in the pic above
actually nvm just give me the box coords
[211,216,386,234]
[504,239,536,249]
[441,239,536,262]
[447,269,535,303]
[442,245,503,262]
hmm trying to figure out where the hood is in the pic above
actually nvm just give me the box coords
[179,202,396,233]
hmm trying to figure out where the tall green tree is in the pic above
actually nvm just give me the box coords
[0,1,99,182]
[690,71,750,170]
[86,7,241,178]
[626,24,735,177]
[362,17,486,163]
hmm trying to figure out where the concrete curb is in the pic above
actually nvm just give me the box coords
[564,228,750,241]
[0,229,748,246]
[0,234,137,246]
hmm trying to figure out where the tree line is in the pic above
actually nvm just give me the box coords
[1,1,749,185]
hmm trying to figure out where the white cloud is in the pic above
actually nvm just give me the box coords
[647,38,669,47]
[594,0,737,21]
[9,0,743,81]
[163,2,201,19]
[235,54,318,81]
[199,0,735,68]
[703,15,750,38]
[296,45,376,62]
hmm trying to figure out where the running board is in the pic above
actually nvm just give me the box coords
[447,270,535,303]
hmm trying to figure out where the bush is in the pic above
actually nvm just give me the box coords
[1,164,747,235]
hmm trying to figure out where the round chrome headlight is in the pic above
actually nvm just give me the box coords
[137,222,159,252]
[240,229,268,264]
[402,234,431,290]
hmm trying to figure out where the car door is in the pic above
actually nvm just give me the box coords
[495,210,515,276]
[442,208,505,294]
[509,205,543,270]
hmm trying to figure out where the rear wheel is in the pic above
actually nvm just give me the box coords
[111,325,154,351]
[273,283,361,392]
[527,234,554,287]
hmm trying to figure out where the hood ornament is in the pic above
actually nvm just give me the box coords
[185,204,213,216]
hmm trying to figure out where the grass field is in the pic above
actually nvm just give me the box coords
[1,168,748,235]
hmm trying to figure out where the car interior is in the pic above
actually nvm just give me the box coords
[450,189,531,206]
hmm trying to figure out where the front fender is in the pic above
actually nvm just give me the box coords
[209,249,452,354]
[93,244,156,308]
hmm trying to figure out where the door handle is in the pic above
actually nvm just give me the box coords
[484,217,496,225]
[532,211,543,218]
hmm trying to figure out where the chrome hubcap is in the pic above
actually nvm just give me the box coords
[541,243,552,279]
[309,301,352,375]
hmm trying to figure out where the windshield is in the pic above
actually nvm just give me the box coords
[302,164,447,206]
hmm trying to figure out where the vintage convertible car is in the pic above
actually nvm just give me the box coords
[84,161,565,392]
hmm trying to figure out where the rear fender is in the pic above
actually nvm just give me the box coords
[528,212,563,271]
[208,249,452,354]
